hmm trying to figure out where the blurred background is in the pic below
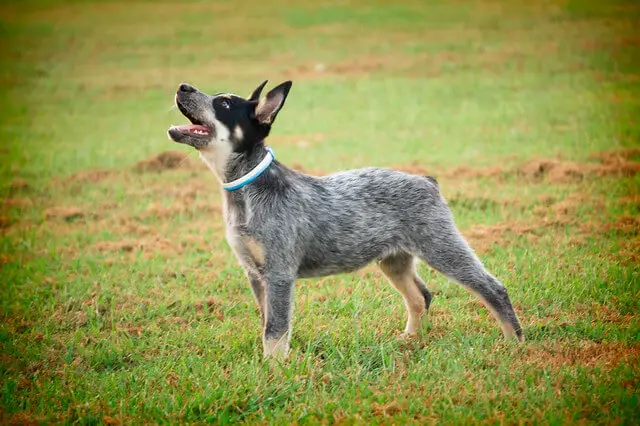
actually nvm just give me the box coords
[1,0,639,423]
[2,0,637,181]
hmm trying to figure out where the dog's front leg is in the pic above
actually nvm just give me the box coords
[247,271,266,326]
[263,270,296,360]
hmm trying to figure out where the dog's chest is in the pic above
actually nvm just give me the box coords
[223,201,265,271]
[226,229,265,273]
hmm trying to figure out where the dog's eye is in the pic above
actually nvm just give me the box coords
[221,100,230,109]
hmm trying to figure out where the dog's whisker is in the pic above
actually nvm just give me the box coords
[166,104,178,112]
[176,153,196,169]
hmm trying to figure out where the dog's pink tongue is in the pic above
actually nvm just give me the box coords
[179,124,209,133]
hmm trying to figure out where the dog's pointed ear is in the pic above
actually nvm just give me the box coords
[248,80,268,102]
[254,81,292,125]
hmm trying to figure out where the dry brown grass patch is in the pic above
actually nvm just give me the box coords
[4,411,42,426]
[580,303,638,325]
[441,165,505,180]
[518,149,640,183]
[464,222,549,253]
[605,215,640,235]
[370,401,403,417]
[463,191,618,253]
[517,159,586,183]
[7,179,31,194]
[522,342,640,371]
[134,151,197,173]
[63,169,114,185]
[194,297,224,321]
[94,236,180,256]
[44,206,88,222]
[284,36,561,80]
[140,201,221,220]
[391,148,640,184]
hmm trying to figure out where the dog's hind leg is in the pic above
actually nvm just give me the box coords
[379,252,432,336]
[415,207,524,341]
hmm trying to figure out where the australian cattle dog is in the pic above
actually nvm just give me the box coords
[167,80,524,359]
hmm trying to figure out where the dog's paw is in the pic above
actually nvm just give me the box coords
[263,337,290,360]
[398,332,419,341]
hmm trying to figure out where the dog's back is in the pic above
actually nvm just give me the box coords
[293,167,442,277]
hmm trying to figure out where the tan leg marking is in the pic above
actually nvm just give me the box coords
[263,335,290,360]
[379,257,426,336]
[242,236,265,266]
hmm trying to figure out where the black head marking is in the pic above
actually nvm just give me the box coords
[254,81,292,125]
[169,80,293,153]
[249,80,268,102]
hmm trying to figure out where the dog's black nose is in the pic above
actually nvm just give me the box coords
[179,83,196,93]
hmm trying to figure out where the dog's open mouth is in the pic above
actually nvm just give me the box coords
[169,123,211,136]
[168,99,213,141]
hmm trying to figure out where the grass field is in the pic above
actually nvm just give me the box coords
[1,0,639,423]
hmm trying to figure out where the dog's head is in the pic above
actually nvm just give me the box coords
[167,80,292,152]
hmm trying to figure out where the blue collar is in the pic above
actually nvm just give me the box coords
[222,147,275,191]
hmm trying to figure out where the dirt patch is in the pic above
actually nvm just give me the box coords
[591,147,640,164]
[95,239,139,253]
[371,401,403,417]
[463,192,608,253]
[63,169,114,185]
[517,159,586,183]
[448,195,511,213]
[391,149,640,184]
[44,206,89,222]
[612,239,640,265]
[518,149,640,183]
[3,198,34,209]
[284,38,557,80]
[604,215,640,235]
[441,165,505,180]
[521,303,639,334]
[464,222,545,253]
[7,179,31,194]
[139,200,221,220]
[134,151,196,173]
[465,193,639,258]
[95,237,180,256]
[194,297,224,321]
[0,215,12,229]
[593,149,640,177]
[4,411,43,426]
[522,342,640,371]
[577,303,638,325]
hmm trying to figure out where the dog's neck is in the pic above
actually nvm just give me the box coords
[198,140,271,186]
[221,145,293,227]
[223,142,272,185]
[208,141,289,214]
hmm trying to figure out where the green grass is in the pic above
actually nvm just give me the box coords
[1,0,639,423]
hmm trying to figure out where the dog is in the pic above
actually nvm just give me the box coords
[167,80,524,359]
